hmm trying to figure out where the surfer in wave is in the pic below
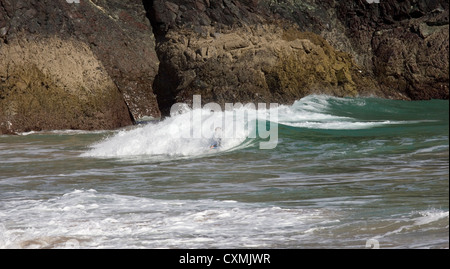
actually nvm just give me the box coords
[210,127,222,149]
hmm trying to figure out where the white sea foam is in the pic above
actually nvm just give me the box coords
[81,95,441,157]
[18,129,110,136]
[376,209,449,241]
[0,189,335,249]
[276,95,426,130]
[276,95,352,123]
[413,145,449,154]
[413,209,449,226]
[280,120,410,130]
[82,105,270,158]
[81,95,338,158]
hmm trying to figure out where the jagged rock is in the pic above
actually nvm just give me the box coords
[334,0,449,100]
[0,37,130,133]
[150,1,384,114]
[371,14,449,99]
[148,0,448,114]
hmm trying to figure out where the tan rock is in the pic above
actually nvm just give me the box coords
[153,24,382,112]
[0,36,131,133]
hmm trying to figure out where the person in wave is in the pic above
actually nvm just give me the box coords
[210,127,222,149]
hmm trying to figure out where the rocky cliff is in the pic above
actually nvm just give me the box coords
[1,0,159,134]
[149,0,448,113]
[335,0,449,100]
[1,0,448,134]
[149,0,384,114]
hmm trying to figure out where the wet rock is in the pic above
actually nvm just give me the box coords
[0,0,160,134]
[149,1,385,114]
[334,0,449,100]
[148,0,448,112]
[153,23,377,115]
[372,21,449,100]
[0,37,131,133]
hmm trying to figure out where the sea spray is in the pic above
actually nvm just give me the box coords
[82,95,441,158]
[172,95,279,149]
[83,95,279,158]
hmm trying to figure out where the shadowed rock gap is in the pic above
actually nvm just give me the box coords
[143,0,178,117]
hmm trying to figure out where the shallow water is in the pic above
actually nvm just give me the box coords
[0,95,448,249]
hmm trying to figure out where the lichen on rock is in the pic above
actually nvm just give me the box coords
[153,22,379,114]
[0,36,131,133]
[0,0,160,134]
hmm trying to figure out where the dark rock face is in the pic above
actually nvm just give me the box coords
[264,0,449,101]
[334,0,449,100]
[1,0,160,134]
[147,0,387,115]
[147,0,448,116]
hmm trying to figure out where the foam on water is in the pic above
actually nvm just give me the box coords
[413,209,449,226]
[276,95,433,130]
[0,189,337,249]
[366,209,450,248]
[280,120,408,130]
[18,129,110,136]
[83,95,419,158]
[2,189,446,249]
[82,105,268,158]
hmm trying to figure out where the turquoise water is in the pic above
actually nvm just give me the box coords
[0,95,448,248]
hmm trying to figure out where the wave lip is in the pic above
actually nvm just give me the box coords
[82,107,259,158]
[82,95,448,158]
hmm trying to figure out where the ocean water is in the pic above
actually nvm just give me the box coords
[0,95,448,249]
